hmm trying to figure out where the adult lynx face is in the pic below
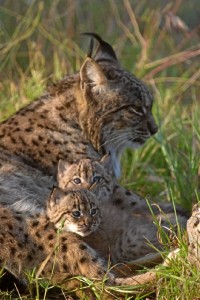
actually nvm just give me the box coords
[77,33,158,175]
[0,33,157,178]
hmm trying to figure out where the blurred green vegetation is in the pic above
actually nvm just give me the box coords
[0,0,200,298]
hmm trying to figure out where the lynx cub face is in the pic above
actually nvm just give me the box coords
[57,154,114,202]
[47,188,101,236]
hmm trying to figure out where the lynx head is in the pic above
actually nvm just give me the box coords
[57,154,114,202]
[47,187,101,236]
[78,33,158,177]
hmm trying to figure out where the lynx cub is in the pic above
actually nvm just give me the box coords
[47,187,101,236]
[0,188,112,286]
[57,153,114,202]
[57,156,188,262]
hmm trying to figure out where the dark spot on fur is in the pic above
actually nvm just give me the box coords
[38,245,44,251]
[32,221,39,227]
[38,135,44,141]
[24,234,28,241]
[38,151,45,158]
[97,270,103,276]
[10,136,17,144]
[27,254,33,261]
[7,224,13,230]
[32,140,39,146]
[73,262,78,271]
[18,253,23,259]
[59,113,68,122]
[55,106,63,111]
[10,247,16,255]
[39,114,47,119]
[53,140,61,145]
[114,199,122,205]
[15,216,22,222]
[80,257,88,264]
[25,127,33,132]
[61,237,67,242]
[82,141,88,146]
[43,223,50,230]
[45,149,51,154]
[131,202,136,206]
[62,263,68,272]
[76,151,85,155]
[36,231,41,238]
[79,244,87,250]
[125,190,132,196]
[48,234,54,240]
[62,244,67,252]
[38,124,45,129]
[19,136,26,146]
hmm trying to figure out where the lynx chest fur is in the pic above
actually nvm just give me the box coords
[0,33,157,213]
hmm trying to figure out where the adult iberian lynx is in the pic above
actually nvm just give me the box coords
[0,33,157,213]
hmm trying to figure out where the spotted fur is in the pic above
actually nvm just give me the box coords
[47,188,101,236]
[0,189,112,286]
[56,156,188,263]
[0,33,157,213]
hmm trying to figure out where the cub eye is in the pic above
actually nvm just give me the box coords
[73,178,81,185]
[90,208,97,216]
[72,211,81,218]
[92,176,101,183]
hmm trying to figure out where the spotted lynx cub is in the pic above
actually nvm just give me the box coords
[0,188,113,287]
[0,33,157,213]
[47,188,101,236]
[57,153,114,202]
[57,156,188,262]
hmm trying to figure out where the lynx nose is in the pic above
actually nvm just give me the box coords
[148,115,158,135]
[149,122,158,135]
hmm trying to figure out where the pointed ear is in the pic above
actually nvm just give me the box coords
[48,187,65,208]
[80,57,108,90]
[100,153,113,173]
[82,33,118,64]
[57,160,71,182]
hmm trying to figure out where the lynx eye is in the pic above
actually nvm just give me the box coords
[90,208,97,216]
[92,176,101,183]
[72,211,81,218]
[72,178,81,185]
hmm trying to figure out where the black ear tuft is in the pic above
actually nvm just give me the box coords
[82,32,118,64]
[87,38,94,58]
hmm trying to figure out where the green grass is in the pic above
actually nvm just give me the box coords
[0,0,200,298]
